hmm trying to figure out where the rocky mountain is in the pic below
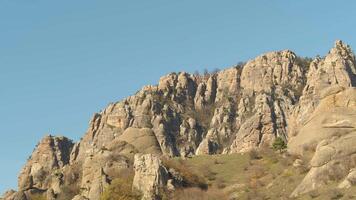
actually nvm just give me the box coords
[2,40,356,200]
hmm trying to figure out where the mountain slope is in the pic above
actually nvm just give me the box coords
[2,40,356,200]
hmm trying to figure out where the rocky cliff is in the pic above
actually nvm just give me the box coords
[3,40,356,200]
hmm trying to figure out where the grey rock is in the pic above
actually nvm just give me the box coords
[132,154,169,200]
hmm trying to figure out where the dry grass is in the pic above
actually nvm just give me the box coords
[249,149,262,160]
[171,187,228,200]
[97,150,356,199]
[162,158,208,189]
[100,169,141,200]
[28,193,46,200]
[169,151,312,199]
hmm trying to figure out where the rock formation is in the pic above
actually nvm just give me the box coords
[3,40,356,199]
[132,154,169,200]
[289,88,356,197]
[13,136,74,199]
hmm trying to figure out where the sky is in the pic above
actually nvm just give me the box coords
[1,0,356,194]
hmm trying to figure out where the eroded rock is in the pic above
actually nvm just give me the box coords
[132,154,169,200]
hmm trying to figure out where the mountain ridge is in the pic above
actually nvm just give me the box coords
[3,40,356,200]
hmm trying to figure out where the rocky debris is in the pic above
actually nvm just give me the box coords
[132,154,169,200]
[293,159,304,168]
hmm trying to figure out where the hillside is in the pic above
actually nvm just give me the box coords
[2,40,356,200]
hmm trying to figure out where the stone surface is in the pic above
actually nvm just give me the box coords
[18,135,74,194]
[1,190,16,200]
[132,154,169,200]
[290,88,356,197]
[338,168,356,189]
[8,40,356,199]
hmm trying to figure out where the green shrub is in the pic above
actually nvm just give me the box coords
[272,137,287,153]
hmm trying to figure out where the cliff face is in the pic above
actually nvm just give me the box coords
[73,49,309,160]
[3,40,356,200]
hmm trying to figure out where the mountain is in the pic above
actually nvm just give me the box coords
[2,40,356,200]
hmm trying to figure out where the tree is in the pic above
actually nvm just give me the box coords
[272,137,287,153]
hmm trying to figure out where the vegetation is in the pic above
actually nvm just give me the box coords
[170,187,227,200]
[162,157,208,189]
[100,169,141,200]
[193,68,220,78]
[162,150,310,199]
[56,184,80,200]
[28,193,46,200]
[249,148,262,160]
[272,137,287,153]
[295,56,313,70]
[235,61,246,68]
[95,150,356,200]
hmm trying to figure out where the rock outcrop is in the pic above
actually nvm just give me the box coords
[291,40,356,135]
[289,88,356,197]
[339,168,356,189]
[11,136,73,199]
[132,154,169,200]
[4,40,356,199]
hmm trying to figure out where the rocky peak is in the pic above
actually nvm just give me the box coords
[6,40,356,200]
[13,135,74,199]
[292,40,356,129]
[241,50,307,97]
[332,40,355,60]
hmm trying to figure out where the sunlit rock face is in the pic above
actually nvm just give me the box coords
[4,40,356,200]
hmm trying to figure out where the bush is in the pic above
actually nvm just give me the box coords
[162,158,208,189]
[100,170,141,200]
[200,167,217,181]
[213,159,223,165]
[329,189,344,199]
[249,165,266,180]
[308,190,320,199]
[215,178,226,189]
[56,184,80,200]
[272,137,287,153]
[249,149,262,160]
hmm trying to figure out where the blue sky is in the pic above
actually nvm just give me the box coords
[1,0,356,194]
